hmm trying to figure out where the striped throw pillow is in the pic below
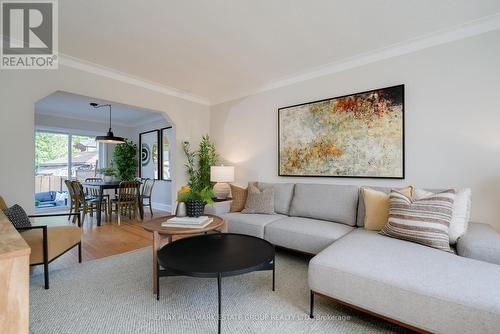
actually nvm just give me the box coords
[379,189,455,252]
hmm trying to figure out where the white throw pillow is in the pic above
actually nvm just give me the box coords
[413,188,471,244]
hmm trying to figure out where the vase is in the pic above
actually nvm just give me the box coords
[186,199,205,217]
[175,202,187,217]
[103,175,113,182]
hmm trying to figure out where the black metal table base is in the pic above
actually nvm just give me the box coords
[156,257,275,334]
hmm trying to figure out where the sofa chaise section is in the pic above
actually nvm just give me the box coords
[309,228,500,334]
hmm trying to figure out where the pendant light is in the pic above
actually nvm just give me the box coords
[90,103,125,144]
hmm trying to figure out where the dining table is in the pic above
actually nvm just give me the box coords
[81,180,143,226]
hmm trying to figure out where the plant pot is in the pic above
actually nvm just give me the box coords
[175,202,187,217]
[186,199,205,217]
[103,175,113,182]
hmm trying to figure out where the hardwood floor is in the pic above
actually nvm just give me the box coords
[30,209,170,276]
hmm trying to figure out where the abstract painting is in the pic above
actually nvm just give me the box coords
[278,85,404,178]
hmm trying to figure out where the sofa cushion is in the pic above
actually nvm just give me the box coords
[309,229,500,334]
[457,222,500,265]
[35,191,56,202]
[264,217,354,254]
[257,182,295,215]
[289,183,358,226]
[220,212,286,238]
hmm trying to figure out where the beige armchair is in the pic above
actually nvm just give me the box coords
[0,196,82,289]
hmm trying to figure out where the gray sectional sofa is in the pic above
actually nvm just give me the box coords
[206,182,500,334]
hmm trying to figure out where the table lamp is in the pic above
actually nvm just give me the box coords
[210,166,234,200]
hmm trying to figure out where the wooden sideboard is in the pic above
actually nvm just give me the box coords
[0,211,30,334]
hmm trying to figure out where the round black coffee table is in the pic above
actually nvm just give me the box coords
[156,233,275,334]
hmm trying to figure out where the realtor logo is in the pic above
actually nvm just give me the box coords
[1,0,58,69]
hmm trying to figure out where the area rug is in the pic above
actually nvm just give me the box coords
[30,247,411,334]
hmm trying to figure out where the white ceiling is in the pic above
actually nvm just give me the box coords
[35,91,166,127]
[59,0,500,104]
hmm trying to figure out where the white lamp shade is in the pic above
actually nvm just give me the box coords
[210,166,234,182]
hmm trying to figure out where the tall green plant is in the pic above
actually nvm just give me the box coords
[179,135,218,204]
[198,135,219,189]
[183,141,198,190]
[113,139,137,181]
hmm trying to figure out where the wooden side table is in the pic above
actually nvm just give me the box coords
[142,214,228,294]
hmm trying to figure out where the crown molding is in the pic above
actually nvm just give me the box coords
[59,54,211,106]
[36,107,167,128]
[55,13,500,107]
[212,13,500,105]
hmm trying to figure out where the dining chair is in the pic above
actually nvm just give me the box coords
[84,177,110,217]
[111,181,140,225]
[140,178,155,217]
[72,181,108,224]
[64,179,78,223]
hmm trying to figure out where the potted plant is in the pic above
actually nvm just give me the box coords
[177,185,214,217]
[177,136,218,217]
[113,139,138,181]
[97,166,117,182]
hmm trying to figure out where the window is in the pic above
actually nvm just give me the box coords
[35,130,102,209]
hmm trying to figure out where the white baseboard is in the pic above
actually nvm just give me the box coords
[151,202,172,212]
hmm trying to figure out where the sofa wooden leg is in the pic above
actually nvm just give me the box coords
[310,290,315,319]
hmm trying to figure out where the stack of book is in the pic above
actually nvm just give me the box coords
[161,216,213,228]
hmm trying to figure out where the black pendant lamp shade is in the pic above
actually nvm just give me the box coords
[90,102,125,144]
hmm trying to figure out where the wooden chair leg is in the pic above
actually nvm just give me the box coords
[105,202,108,221]
[81,207,86,225]
[117,203,121,226]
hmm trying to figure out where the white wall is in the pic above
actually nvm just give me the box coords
[134,118,173,212]
[0,64,210,213]
[210,30,500,230]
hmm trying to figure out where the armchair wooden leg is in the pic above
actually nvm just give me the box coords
[43,261,49,289]
[43,227,49,289]
[78,242,82,263]
[149,201,153,217]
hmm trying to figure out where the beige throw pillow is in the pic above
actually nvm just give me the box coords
[229,184,247,212]
[362,186,413,231]
[241,184,274,214]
